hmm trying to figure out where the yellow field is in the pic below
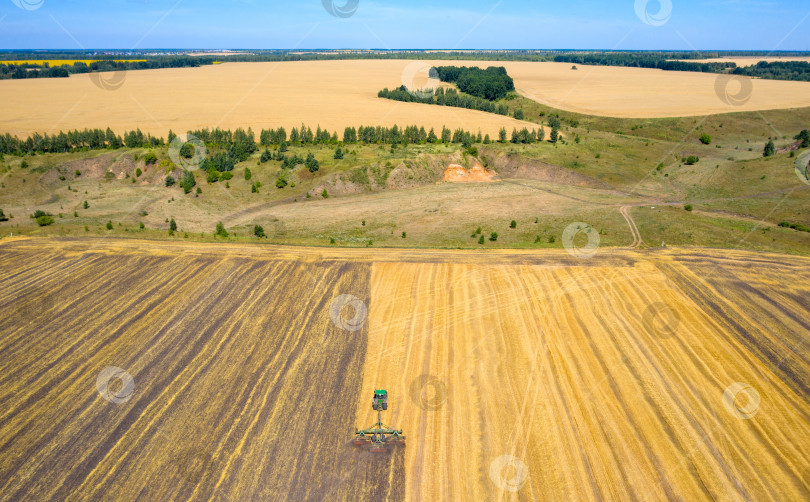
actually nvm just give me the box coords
[0,60,146,66]
[2,60,810,138]
[1,237,808,500]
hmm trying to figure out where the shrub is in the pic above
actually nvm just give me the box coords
[143,151,158,165]
[330,237,336,244]
[699,133,712,145]
[180,170,196,193]
[509,220,517,229]
[513,109,524,120]
[254,224,266,238]
[135,167,142,177]
[244,167,252,181]
[685,156,699,165]
[169,218,177,232]
[75,169,81,177]
[106,220,113,230]
[139,222,144,229]
[763,140,775,157]
[478,235,484,244]
[165,175,176,187]
[322,188,329,198]
[684,204,693,211]
[548,236,556,243]
[83,200,89,209]
[489,232,498,242]
[260,149,273,163]
[21,160,28,169]
[334,147,344,160]
[275,177,287,188]
[215,222,228,238]
[36,215,54,226]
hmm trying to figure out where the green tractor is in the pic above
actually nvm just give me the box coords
[353,389,405,453]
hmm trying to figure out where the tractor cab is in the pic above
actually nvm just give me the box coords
[372,389,388,411]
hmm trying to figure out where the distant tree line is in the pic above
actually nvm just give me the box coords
[0,56,215,80]
[731,61,810,82]
[377,86,510,115]
[552,53,734,73]
[434,66,515,100]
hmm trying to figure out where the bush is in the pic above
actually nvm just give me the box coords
[135,167,142,177]
[180,170,196,193]
[275,177,287,188]
[684,204,693,211]
[513,109,524,120]
[106,220,113,230]
[143,151,158,165]
[699,133,712,145]
[334,147,344,160]
[244,167,252,181]
[36,215,54,226]
[165,175,176,187]
[139,222,144,229]
[685,156,699,165]
[548,236,556,243]
[763,140,775,157]
[83,200,89,209]
[478,235,484,244]
[21,160,28,169]
[0,209,9,221]
[489,232,498,242]
[75,169,81,177]
[401,231,406,238]
[509,220,517,229]
[322,188,329,198]
[215,222,228,238]
[254,224,266,238]
[169,218,177,232]
[260,149,273,163]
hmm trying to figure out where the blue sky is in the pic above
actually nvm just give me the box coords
[0,0,808,50]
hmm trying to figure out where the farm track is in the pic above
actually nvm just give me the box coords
[0,237,809,500]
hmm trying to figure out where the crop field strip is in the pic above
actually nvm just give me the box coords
[0,242,402,501]
[0,238,808,500]
[362,256,810,500]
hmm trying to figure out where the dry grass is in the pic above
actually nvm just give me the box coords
[1,237,809,500]
[3,60,810,139]
[671,56,810,66]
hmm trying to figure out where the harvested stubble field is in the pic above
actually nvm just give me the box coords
[1,237,809,501]
[3,60,810,139]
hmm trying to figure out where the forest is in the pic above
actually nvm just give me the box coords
[434,66,515,100]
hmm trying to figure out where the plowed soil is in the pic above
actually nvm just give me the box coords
[1,237,808,501]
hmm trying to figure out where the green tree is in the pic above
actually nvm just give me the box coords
[334,147,344,159]
[180,170,196,193]
[254,224,266,238]
[215,221,228,238]
[685,156,699,165]
[83,200,89,209]
[763,140,776,157]
[306,153,320,173]
[135,167,142,177]
[106,220,113,230]
[699,133,712,145]
[489,232,498,242]
[170,218,177,232]
[684,204,693,211]
[794,129,810,148]
[0,209,7,222]
[510,220,517,229]
[143,151,158,165]
[478,235,485,244]
[322,188,329,198]
[244,167,252,181]
[548,236,556,243]
[513,109,524,120]
[165,175,176,187]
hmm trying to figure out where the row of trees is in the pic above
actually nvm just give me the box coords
[732,61,810,82]
[434,66,515,100]
[377,86,510,115]
[0,56,215,80]
[0,128,162,154]
[552,53,735,73]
